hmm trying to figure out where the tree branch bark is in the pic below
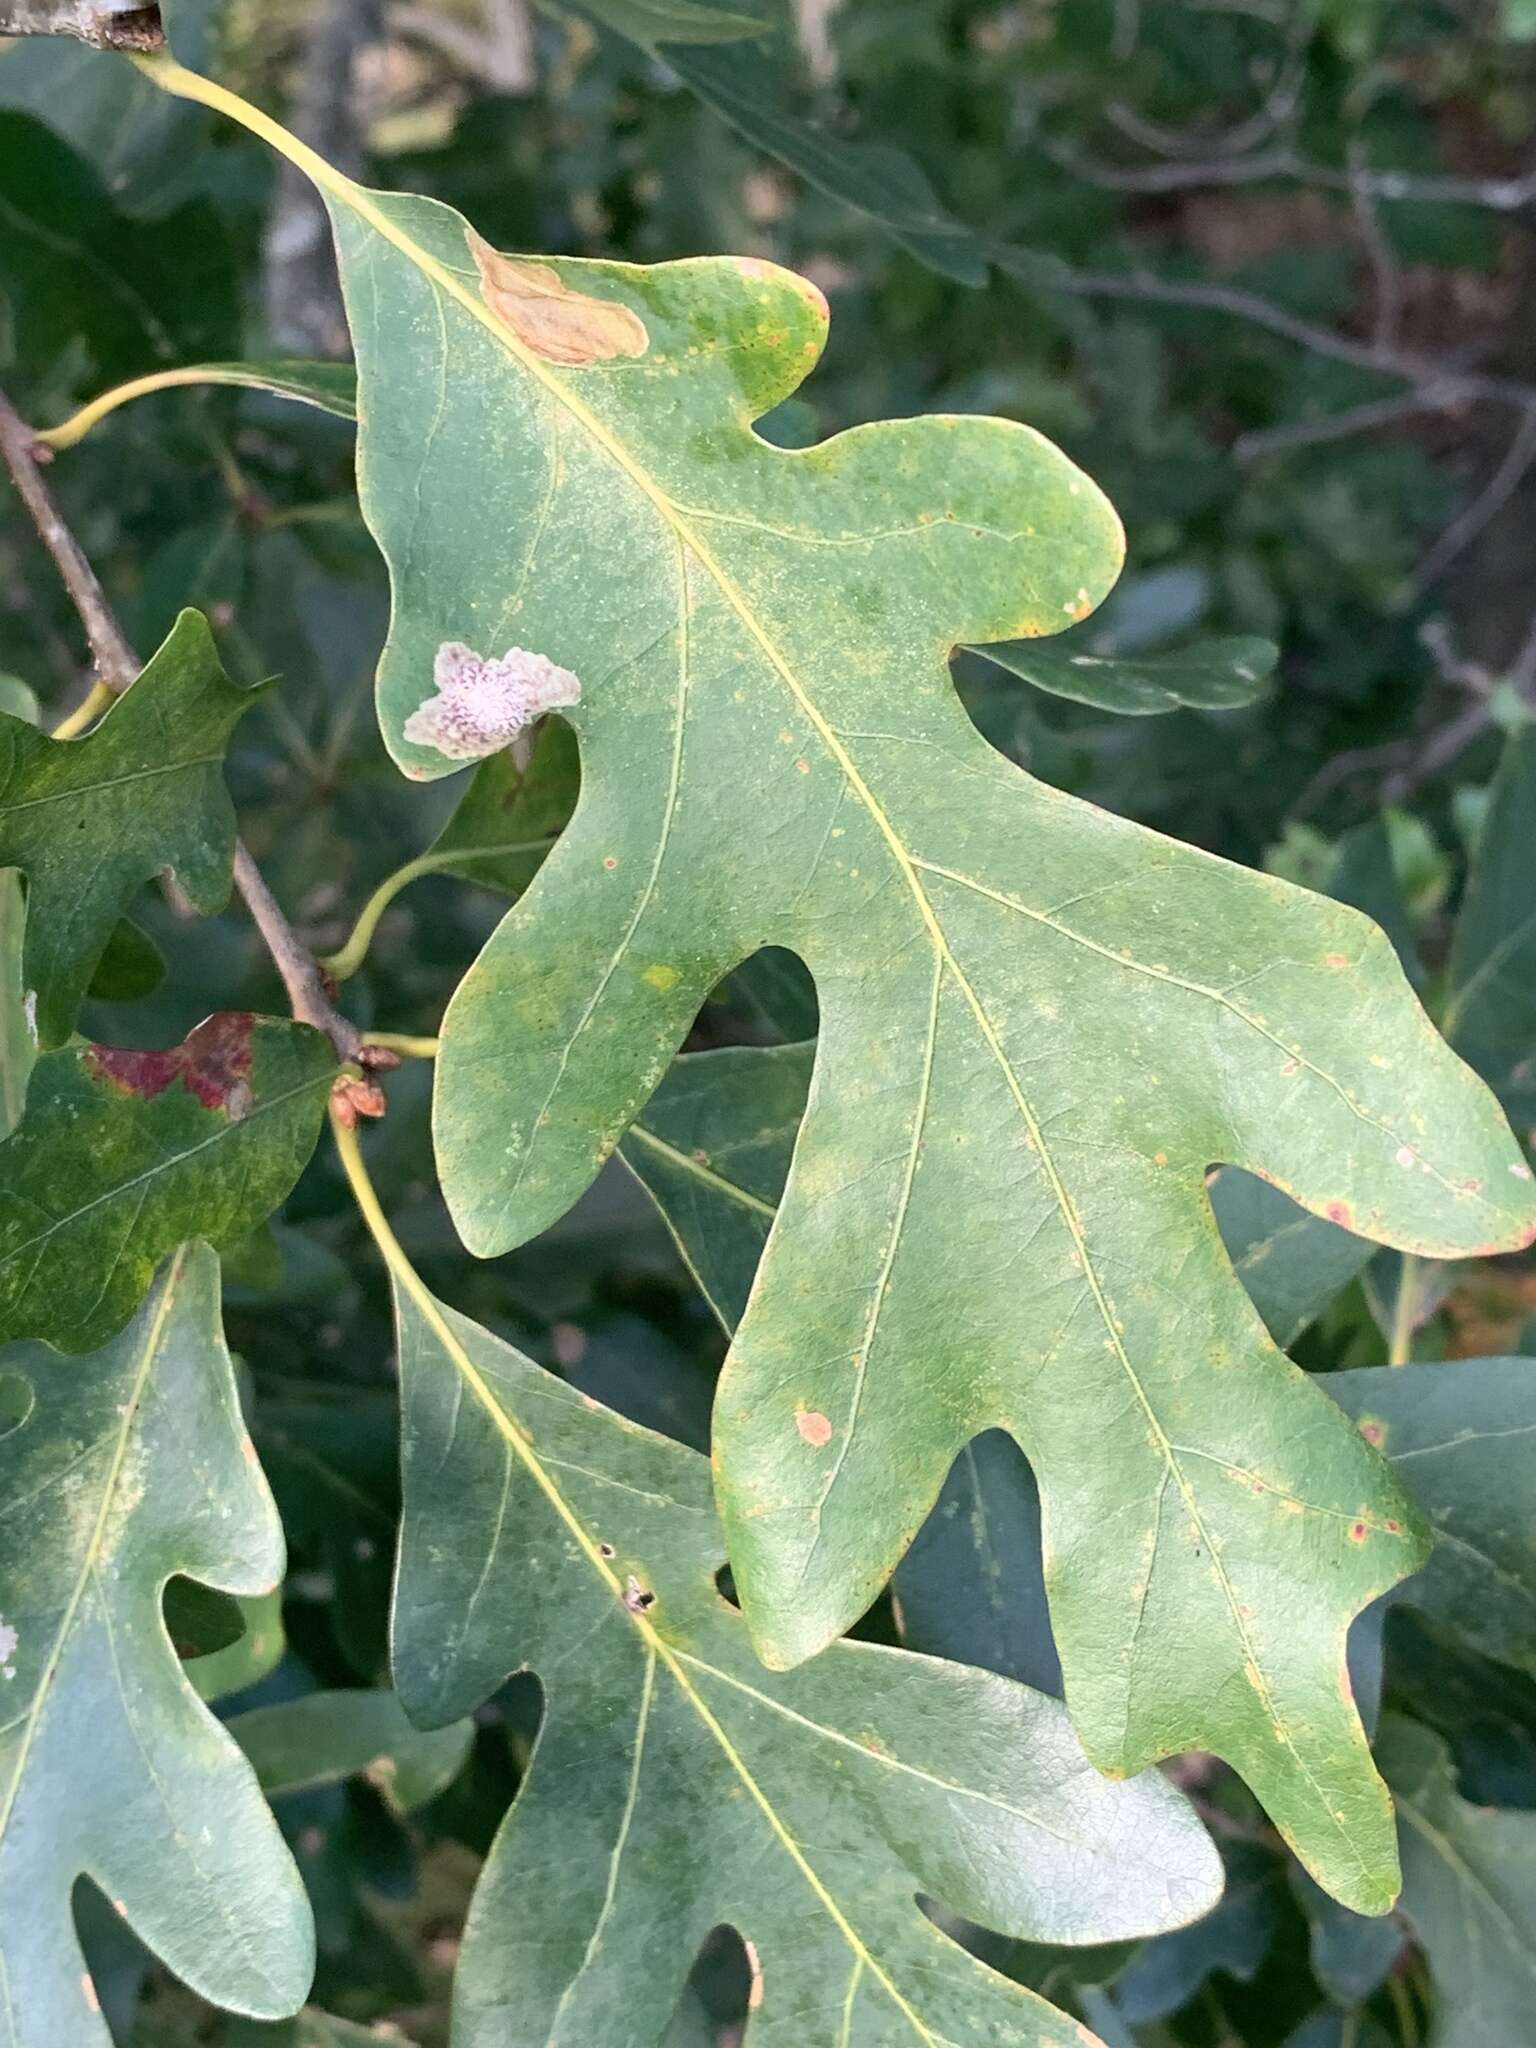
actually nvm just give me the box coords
[0,1,162,46]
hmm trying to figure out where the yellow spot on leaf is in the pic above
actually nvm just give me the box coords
[642,963,680,992]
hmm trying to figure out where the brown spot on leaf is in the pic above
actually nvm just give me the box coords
[1349,1521,1368,1542]
[1385,1518,1402,1535]
[1324,953,1349,970]
[87,1013,256,1114]
[468,230,648,366]
[1359,1418,1387,1448]
[796,1409,834,1448]
[1326,1201,1352,1227]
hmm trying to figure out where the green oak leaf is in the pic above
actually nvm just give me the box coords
[0,1012,335,1352]
[1327,1357,1536,1677]
[209,113,1536,1909]
[380,1242,1222,2047]
[0,1245,313,2044]
[229,1690,473,1813]
[968,634,1278,716]
[0,608,261,1048]
[1379,1714,1536,2048]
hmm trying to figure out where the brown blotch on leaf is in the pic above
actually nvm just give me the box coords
[87,1012,256,1115]
[1326,1201,1352,1227]
[796,1409,834,1448]
[467,229,648,366]
[1359,1418,1387,1448]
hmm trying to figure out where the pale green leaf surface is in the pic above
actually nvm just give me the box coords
[1380,1714,1536,2048]
[0,1246,313,2044]
[621,1047,1375,1353]
[228,125,1536,1909]
[385,1263,1222,2048]
[0,1013,335,1352]
[0,609,259,1048]
[968,635,1277,716]
[229,1690,473,1811]
[1326,1357,1536,1678]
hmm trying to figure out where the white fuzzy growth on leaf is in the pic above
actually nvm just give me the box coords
[405,642,582,761]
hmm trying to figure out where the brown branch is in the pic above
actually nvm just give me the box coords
[0,393,137,688]
[0,384,363,1062]
[1037,135,1536,212]
[995,245,1536,413]
[0,1,162,45]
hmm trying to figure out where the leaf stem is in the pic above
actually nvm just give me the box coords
[38,369,265,452]
[363,1032,440,1059]
[0,377,363,1063]
[50,679,117,740]
[322,841,556,980]
[1387,1254,1421,1367]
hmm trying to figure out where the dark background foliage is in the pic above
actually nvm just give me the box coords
[3,2,1536,2042]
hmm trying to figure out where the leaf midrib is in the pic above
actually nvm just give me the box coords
[0,750,224,822]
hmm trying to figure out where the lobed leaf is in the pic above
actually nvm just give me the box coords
[0,1245,313,2045]
[0,608,260,1048]
[0,1012,335,1351]
[383,1251,1222,2047]
[161,74,1536,1910]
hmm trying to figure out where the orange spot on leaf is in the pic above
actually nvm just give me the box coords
[796,1410,834,1448]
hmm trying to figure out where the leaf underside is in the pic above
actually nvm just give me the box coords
[388,1265,1221,2047]
[316,169,1536,1911]
[0,1246,312,2047]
